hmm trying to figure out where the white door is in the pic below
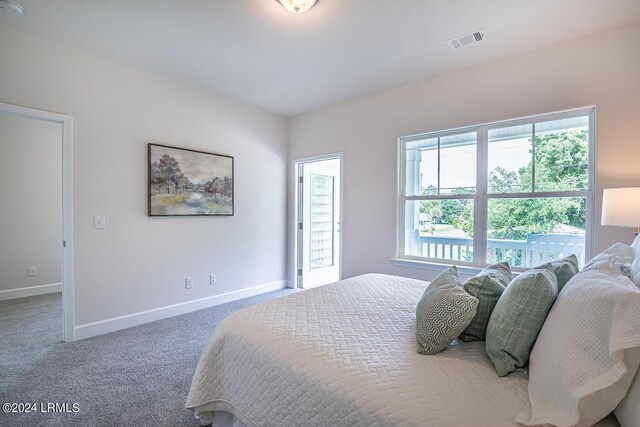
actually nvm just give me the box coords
[298,158,341,288]
[0,103,74,342]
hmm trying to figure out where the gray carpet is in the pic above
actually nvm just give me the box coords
[0,292,62,391]
[0,288,297,426]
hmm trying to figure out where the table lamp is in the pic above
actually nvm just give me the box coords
[601,187,640,236]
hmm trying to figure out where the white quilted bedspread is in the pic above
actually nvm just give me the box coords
[186,273,531,426]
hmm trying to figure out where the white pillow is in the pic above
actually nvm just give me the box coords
[604,242,634,258]
[515,255,640,427]
[632,233,640,251]
[583,242,633,269]
[577,348,640,426]
[615,364,640,427]
[629,234,640,286]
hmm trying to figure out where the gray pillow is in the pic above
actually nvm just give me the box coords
[550,254,579,292]
[486,264,558,376]
[416,266,478,355]
[459,262,512,342]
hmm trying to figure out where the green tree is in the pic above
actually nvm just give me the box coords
[179,175,193,192]
[489,166,522,193]
[487,197,584,240]
[420,130,588,240]
[155,154,183,194]
[430,207,442,222]
[204,177,220,195]
[222,177,232,197]
[533,130,588,191]
[487,130,588,239]
[460,202,474,236]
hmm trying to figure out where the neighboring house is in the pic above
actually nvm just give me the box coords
[419,213,432,231]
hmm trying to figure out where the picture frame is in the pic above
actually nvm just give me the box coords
[148,143,234,216]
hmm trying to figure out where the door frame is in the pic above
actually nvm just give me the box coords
[0,102,75,342]
[290,153,343,289]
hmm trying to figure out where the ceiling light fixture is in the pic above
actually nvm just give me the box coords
[276,0,317,14]
[0,0,23,16]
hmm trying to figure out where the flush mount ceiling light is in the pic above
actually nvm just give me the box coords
[276,0,318,14]
[0,0,23,16]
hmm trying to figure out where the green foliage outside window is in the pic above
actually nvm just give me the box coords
[420,130,588,240]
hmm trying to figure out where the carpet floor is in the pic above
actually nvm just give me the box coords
[0,292,62,392]
[0,288,297,426]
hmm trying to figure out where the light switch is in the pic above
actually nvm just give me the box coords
[94,216,106,229]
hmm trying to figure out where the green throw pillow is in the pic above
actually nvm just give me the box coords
[486,264,558,376]
[459,262,512,342]
[550,254,580,292]
[416,266,478,355]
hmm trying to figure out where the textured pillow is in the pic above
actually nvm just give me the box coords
[629,234,640,287]
[459,262,511,342]
[550,254,580,292]
[485,264,557,377]
[416,266,478,355]
[616,364,640,427]
[515,255,640,426]
[604,242,634,259]
[585,242,633,270]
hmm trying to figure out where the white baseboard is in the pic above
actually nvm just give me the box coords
[74,280,289,341]
[0,283,62,301]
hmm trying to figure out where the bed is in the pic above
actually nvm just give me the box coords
[186,273,623,426]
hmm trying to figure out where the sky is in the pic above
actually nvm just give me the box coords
[419,138,531,193]
[151,145,232,184]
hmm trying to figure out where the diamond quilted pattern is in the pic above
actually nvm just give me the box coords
[186,274,529,426]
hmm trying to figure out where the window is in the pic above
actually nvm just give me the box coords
[398,108,594,269]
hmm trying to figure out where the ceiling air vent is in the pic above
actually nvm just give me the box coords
[447,29,486,50]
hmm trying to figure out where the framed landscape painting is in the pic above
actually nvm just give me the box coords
[148,143,234,216]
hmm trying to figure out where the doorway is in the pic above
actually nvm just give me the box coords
[0,102,74,342]
[293,155,342,288]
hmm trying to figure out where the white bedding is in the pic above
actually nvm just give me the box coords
[187,273,539,426]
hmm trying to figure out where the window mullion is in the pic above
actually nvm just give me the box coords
[585,108,596,260]
[474,126,487,267]
[487,190,591,199]
[531,124,536,192]
[405,194,475,201]
[397,140,406,258]
[436,137,441,196]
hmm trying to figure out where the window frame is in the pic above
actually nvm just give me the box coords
[397,107,596,271]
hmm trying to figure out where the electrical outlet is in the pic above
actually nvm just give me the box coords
[28,266,37,277]
[185,277,194,289]
[209,274,217,285]
[94,215,106,229]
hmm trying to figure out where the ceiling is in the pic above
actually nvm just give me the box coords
[1,0,639,117]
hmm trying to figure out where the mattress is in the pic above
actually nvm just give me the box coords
[187,273,545,426]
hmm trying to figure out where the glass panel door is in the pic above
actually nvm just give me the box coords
[299,158,341,288]
[309,173,335,269]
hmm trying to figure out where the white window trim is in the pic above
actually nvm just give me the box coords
[396,106,596,271]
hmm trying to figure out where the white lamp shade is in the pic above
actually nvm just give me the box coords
[601,187,640,227]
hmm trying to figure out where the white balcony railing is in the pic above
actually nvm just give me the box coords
[411,233,585,267]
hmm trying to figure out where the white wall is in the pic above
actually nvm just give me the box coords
[289,21,640,282]
[0,113,62,293]
[1,18,637,331]
[0,24,288,327]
